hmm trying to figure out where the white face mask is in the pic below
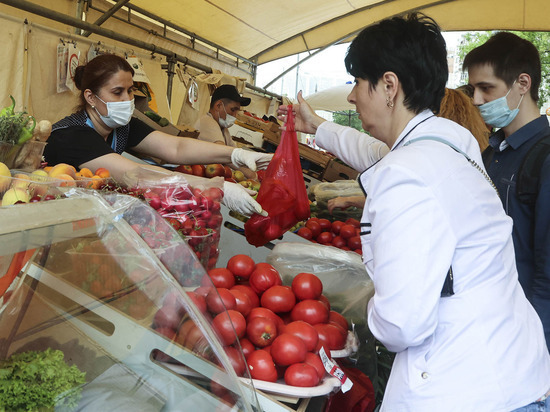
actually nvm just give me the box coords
[218,104,236,128]
[94,96,135,128]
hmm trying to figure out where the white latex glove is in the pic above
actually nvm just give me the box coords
[231,148,273,172]
[222,181,268,217]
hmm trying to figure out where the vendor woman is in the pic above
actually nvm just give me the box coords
[44,54,271,216]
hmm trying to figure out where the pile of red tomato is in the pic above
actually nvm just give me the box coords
[152,254,350,388]
[297,217,362,255]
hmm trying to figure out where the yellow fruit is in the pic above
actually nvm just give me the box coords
[0,161,11,192]
[2,187,30,206]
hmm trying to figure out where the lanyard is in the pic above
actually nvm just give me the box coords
[86,117,117,151]
[404,136,499,195]
[357,115,435,196]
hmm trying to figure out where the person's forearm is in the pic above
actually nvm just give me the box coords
[134,131,235,165]
[176,137,235,164]
[315,122,389,171]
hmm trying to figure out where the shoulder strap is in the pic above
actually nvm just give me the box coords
[403,136,459,298]
[517,132,550,205]
[404,136,499,195]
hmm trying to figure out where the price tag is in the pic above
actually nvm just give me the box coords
[319,347,353,393]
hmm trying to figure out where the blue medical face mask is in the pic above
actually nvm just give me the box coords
[478,82,524,128]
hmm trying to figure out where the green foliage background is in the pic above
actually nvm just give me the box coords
[332,111,365,131]
[457,31,550,108]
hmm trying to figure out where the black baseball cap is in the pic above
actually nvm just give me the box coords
[211,84,251,107]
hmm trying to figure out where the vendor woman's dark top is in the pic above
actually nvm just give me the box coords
[44,110,154,169]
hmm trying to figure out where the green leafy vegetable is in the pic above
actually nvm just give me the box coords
[0,348,86,411]
[0,96,36,146]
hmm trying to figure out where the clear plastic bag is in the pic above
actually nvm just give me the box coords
[266,241,373,322]
[122,167,224,271]
[309,179,364,203]
[309,179,364,221]
[266,241,377,383]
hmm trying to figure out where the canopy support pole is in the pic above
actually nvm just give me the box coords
[0,0,282,103]
[81,0,131,37]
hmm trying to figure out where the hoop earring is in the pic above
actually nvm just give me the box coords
[386,98,394,109]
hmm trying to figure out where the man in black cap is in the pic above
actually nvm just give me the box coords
[195,84,251,147]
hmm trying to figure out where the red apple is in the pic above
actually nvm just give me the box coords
[224,165,233,179]
[191,164,206,177]
[205,163,225,178]
[175,164,193,174]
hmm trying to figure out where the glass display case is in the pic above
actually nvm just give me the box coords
[0,191,297,411]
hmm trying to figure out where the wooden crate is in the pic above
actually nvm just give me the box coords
[262,129,281,146]
[298,143,332,169]
[322,158,359,181]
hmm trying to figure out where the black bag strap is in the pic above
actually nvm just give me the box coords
[440,267,454,298]
[517,133,550,205]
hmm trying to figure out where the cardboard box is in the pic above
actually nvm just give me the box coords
[322,158,359,182]
[229,123,264,147]
[236,113,280,133]
[176,125,200,139]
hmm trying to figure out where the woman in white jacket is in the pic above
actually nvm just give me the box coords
[280,13,550,412]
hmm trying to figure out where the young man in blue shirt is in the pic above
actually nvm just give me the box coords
[464,32,550,352]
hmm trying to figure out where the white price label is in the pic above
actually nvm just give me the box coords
[319,347,353,393]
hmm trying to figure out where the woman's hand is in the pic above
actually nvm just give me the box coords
[277,91,326,134]
[327,195,366,214]
[222,181,267,217]
[231,148,273,171]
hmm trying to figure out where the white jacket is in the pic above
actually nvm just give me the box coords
[316,111,550,411]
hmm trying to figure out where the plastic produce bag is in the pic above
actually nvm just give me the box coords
[122,167,224,270]
[309,180,364,222]
[266,242,373,322]
[245,106,310,246]
[267,242,377,382]
[309,180,363,202]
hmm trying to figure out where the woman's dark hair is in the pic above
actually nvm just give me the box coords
[345,12,448,114]
[73,54,134,111]
[462,32,541,102]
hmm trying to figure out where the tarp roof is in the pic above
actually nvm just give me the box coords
[129,0,549,65]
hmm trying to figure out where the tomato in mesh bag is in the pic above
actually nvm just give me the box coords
[245,106,310,246]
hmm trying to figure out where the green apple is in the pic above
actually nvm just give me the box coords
[233,170,245,182]
[249,180,261,192]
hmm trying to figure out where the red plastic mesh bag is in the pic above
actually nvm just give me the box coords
[245,106,310,246]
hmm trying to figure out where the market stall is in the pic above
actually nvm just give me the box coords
[0,187,370,411]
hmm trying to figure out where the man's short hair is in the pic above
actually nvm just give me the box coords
[463,32,541,102]
[344,12,448,114]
